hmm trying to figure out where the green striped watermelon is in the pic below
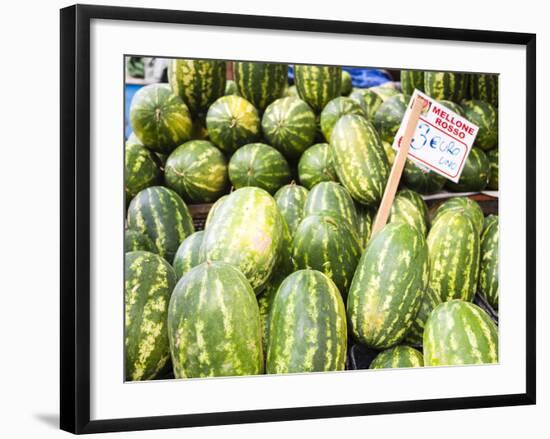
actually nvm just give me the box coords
[438,100,464,116]
[294,64,342,113]
[330,114,390,207]
[234,62,288,112]
[348,89,370,116]
[261,97,317,159]
[479,215,499,309]
[427,210,480,302]
[297,143,338,189]
[125,140,161,201]
[487,148,499,190]
[291,214,362,296]
[403,160,446,194]
[404,287,442,346]
[341,70,353,95]
[125,251,176,381]
[400,70,424,96]
[274,183,309,238]
[164,140,229,203]
[432,197,484,234]
[130,83,192,153]
[303,181,359,235]
[127,186,195,262]
[424,71,467,101]
[206,95,261,154]
[125,228,155,253]
[319,96,366,142]
[355,204,374,249]
[362,88,387,120]
[201,187,285,293]
[389,190,429,236]
[373,93,407,144]
[172,231,204,280]
[424,300,498,366]
[469,73,498,108]
[371,84,400,98]
[461,100,498,151]
[168,59,226,116]
[257,273,284,355]
[266,269,347,373]
[369,345,424,369]
[446,147,490,192]
[347,222,429,349]
[228,143,291,194]
[204,194,229,230]
[168,261,263,378]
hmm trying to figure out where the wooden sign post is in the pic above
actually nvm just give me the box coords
[371,96,425,236]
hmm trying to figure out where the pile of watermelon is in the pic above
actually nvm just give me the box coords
[124,61,499,380]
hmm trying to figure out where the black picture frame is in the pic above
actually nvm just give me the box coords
[60,4,536,434]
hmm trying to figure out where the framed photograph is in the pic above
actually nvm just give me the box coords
[60,4,536,434]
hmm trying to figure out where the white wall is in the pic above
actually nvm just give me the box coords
[0,0,546,437]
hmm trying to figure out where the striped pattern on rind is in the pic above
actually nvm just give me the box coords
[165,140,229,203]
[125,251,176,381]
[294,65,342,113]
[487,148,499,190]
[206,95,261,154]
[341,71,353,95]
[167,261,263,378]
[347,222,429,350]
[427,210,480,302]
[403,160,446,194]
[432,197,484,235]
[424,71,467,101]
[201,187,284,293]
[127,186,195,263]
[228,143,291,194]
[369,345,424,369]
[479,216,499,309]
[125,228,155,253]
[274,184,309,238]
[298,143,338,189]
[424,300,498,366]
[356,204,374,249]
[266,269,347,374]
[404,287,442,346]
[319,97,366,142]
[389,190,429,237]
[125,141,161,201]
[373,93,407,144]
[168,59,226,116]
[438,100,464,117]
[330,114,390,207]
[261,97,317,159]
[446,147,489,192]
[461,100,498,151]
[468,73,498,108]
[292,214,362,296]
[204,194,228,230]
[130,84,193,153]
[257,273,285,355]
[173,231,205,280]
[348,89,370,117]
[234,62,288,112]
[400,70,425,96]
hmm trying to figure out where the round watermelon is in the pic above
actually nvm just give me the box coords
[274,183,309,238]
[369,345,424,369]
[172,230,205,280]
[373,93,407,144]
[234,61,288,112]
[125,228,155,253]
[125,140,161,201]
[445,147,490,192]
[319,96,366,142]
[341,70,353,95]
[297,143,338,189]
[294,64,342,113]
[432,196,484,235]
[461,100,498,150]
[348,89,370,116]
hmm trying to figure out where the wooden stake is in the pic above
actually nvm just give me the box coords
[371,96,425,236]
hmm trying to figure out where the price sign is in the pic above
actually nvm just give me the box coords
[392,89,479,183]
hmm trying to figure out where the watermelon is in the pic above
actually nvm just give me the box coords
[424,300,498,366]
[400,70,424,96]
[341,70,353,95]
[292,214,362,296]
[130,83,192,153]
[201,187,285,293]
[479,215,499,309]
[370,85,400,101]
[168,261,263,378]
[164,140,229,203]
[206,95,261,154]
[285,84,299,98]
[487,148,499,190]
[319,96,367,142]
[445,147,490,192]
[303,181,359,235]
[127,186,195,262]
[373,93,407,144]
[330,114,390,207]
[257,273,284,355]
[172,231,204,280]
[347,222,429,349]
[266,269,347,373]
[404,287,442,346]
[125,141,161,201]
[234,62,288,112]
[432,197,484,235]
[403,160,446,194]
[274,183,309,238]
[427,210,480,302]
[461,100,498,150]
[204,194,228,230]
[297,143,338,189]
[369,345,424,369]
[294,64,342,113]
[469,73,498,108]
[424,71,467,101]
[125,228,155,253]
[125,251,176,381]
[389,189,429,236]
[261,97,317,159]
[228,143,291,194]
[224,79,239,96]
[348,89,369,116]
[355,204,374,249]
[438,99,464,116]
[168,59,226,116]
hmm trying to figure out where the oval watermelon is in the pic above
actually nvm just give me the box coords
[424,71,467,101]
[369,345,424,369]
[403,160,446,194]
[461,100,498,151]
[234,62,288,112]
[479,215,499,309]
[204,194,229,230]
[432,197,484,235]
[294,64,342,113]
[348,89,370,116]
[400,70,425,96]
[445,147,490,192]
[125,228,155,253]
[404,287,442,346]
[172,231,205,280]
[355,203,374,249]
[125,141,161,201]
[274,183,309,238]
[319,96,367,142]
[469,73,498,108]
[389,189,429,236]
[297,143,338,189]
